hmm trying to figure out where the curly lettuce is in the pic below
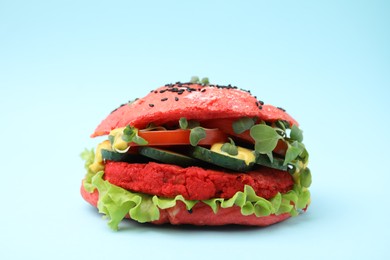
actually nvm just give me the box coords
[83,176,310,230]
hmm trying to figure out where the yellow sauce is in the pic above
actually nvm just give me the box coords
[89,140,112,173]
[109,127,129,151]
[210,143,256,165]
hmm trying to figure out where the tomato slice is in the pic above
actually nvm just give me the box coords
[135,129,227,146]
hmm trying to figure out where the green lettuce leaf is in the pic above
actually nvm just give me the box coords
[80,148,95,170]
[202,185,275,217]
[80,148,97,193]
[85,172,310,230]
[152,195,198,210]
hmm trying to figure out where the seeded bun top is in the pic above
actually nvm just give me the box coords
[91,82,298,137]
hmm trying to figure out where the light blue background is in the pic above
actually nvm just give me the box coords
[1,0,389,259]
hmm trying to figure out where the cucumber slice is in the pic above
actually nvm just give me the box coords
[101,149,150,163]
[138,147,199,167]
[188,146,254,172]
[255,153,288,171]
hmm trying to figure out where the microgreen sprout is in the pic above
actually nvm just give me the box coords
[190,76,200,84]
[221,137,238,156]
[121,125,148,145]
[189,127,206,146]
[250,124,282,154]
[179,117,188,129]
[249,120,307,166]
[190,76,209,85]
[232,117,256,134]
[179,117,200,130]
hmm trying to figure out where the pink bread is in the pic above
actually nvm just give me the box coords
[91,83,298,137]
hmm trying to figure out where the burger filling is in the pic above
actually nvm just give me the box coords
[81,117,311,230]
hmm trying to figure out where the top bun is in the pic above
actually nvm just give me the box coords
[91,83,298,137]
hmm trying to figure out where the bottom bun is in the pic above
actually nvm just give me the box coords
[80,184,291,227]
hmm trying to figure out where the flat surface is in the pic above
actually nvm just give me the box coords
[1,1,389,259]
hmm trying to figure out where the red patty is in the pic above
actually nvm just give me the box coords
[103,161,294,200]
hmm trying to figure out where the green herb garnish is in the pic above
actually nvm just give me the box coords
[201,77,209,85]
[299,146,309,164]
[190,76,200,83]
[275,120,290,131]
[249,120,308,167]
[179,117,188,129]
[122,125,148,145]
[290,125,303,142]
[284,141,303,165]
[221,138,239,156]
[250,124,282,154]
[232,117,256,134]
[180,118,204,146]
[190,76,209,85]
[179,117,200,129]
[190,127,206,146]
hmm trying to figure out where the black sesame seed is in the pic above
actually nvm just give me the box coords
[258,105,263,110]
[110,103,126,114]
[175,97,179,101]
[149,104,154,107]
[259,100,264,105]
[161,98,168,101]
[201,89,206,92]
[277,107,286,112]
[154,91,158,93]
[159,89,167,93]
